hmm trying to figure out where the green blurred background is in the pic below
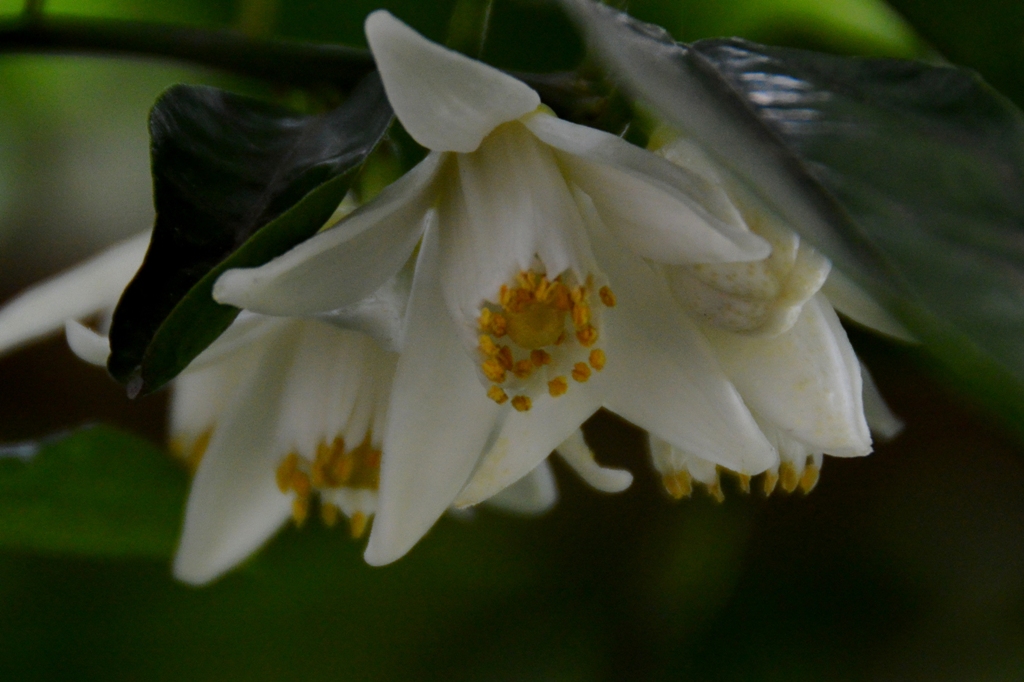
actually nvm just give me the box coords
[1,0,1023,679]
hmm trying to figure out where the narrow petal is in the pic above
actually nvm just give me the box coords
[364,217,503,566]
[578,190,777,474]
[483,460,558,515]
[704,294,872,457]
[365,11,539,152]
[822,269,915,342]
[861,362,903,440]
[523,113,769,263]
[455,384,600,507]
[0,231,148,357]
[172,326,298,585]
[556,429,633,493]
[213,152,444,316]
[64,320,110,366]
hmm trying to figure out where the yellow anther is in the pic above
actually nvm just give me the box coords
[530,349,552,367]
[799,464,820,493]
[570,286,586,304]
[738,474,752,494]
[276,452,300,493]
[599,286,617,307]
[662,470,692,499]
[516,270,536,292]
[497,346,514,370]
[780,461,799,493]
[588,348,606,371]
[332,453,355,486]
[706,480,725,503]
[576,325,598,347]
[349,512,369,539]
[292,496,310,527]
[762,470,779,496]
[548,377,568,397]
[482,358,507,383]
[479,334,500,357]
[535,276,555,303]
[320,502,340,528]
[488,385,509,404]
[571,302,590,327]
[478,308,493,332]
[552,283,572,311]
[511,395,533,412]
[513,359,534,379]
[291,470,312,498]
[572,362,592,383]
[490,313,508,337]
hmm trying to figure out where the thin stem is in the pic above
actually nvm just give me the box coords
[0,14,375,89]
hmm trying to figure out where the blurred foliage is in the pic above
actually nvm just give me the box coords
[0,0,1023,680]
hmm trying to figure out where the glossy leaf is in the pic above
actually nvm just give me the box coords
[107,72,393,395]
[0,426,186,558]
[563,1,1024,430]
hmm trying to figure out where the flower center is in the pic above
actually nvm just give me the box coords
[477,269,616,410]
[275,434,381,538]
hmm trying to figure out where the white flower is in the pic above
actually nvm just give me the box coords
[214,11,788,566]
[645,134,905,499]
[0,231,150,363]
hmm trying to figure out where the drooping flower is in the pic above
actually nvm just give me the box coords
[214,11,790,566]
[644,133,905,499]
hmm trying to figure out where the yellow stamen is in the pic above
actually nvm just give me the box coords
[292,496,310,527]
[799,464,820,493]
[349,512,368,539]
[497,346,514,370]
[276,452,300,493]
[763,470,779,496]
[571,302,590,328]
[478,308,493,332]
[530,349,552,367]
[662,470,692,499]
[490,313,508,337]
[290,470,312,498]
[576,325,598,347]
[780,461,799,493]
[487,386,509,404]
[738,474,751,494]
[588,349,606,371]
[599,286,616,307]
[479,334,500,357]
[320,502,340,528]
[706,480,725,503]
[548,377,568,397]
[482,358,506,383]
[513,359,533,379]
[572,362,592,383]
[511,395,532,412]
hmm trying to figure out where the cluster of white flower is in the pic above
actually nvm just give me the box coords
[0,11,904,585]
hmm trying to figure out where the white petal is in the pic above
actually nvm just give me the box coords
[523,113,769,263]
[705,294,872,457]
[483,460,558,515]
[315,267,411,353]
[213,152,444,316]
[172,325,298,585]
[170,341,257,448]
[438,122,597,343]
[365,11,540,152]
[861,362,903,440]
[0,231,148,357]
[455,384,600,507]
[363,217,503,566]
[822,269,915,342]
[556,429,632,493]
[64,320,110,366]
[578,190,776,474]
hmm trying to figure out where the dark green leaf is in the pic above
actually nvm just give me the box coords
[0,426,186,558]
[563,1,1024,433]
[108,72,393,395]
